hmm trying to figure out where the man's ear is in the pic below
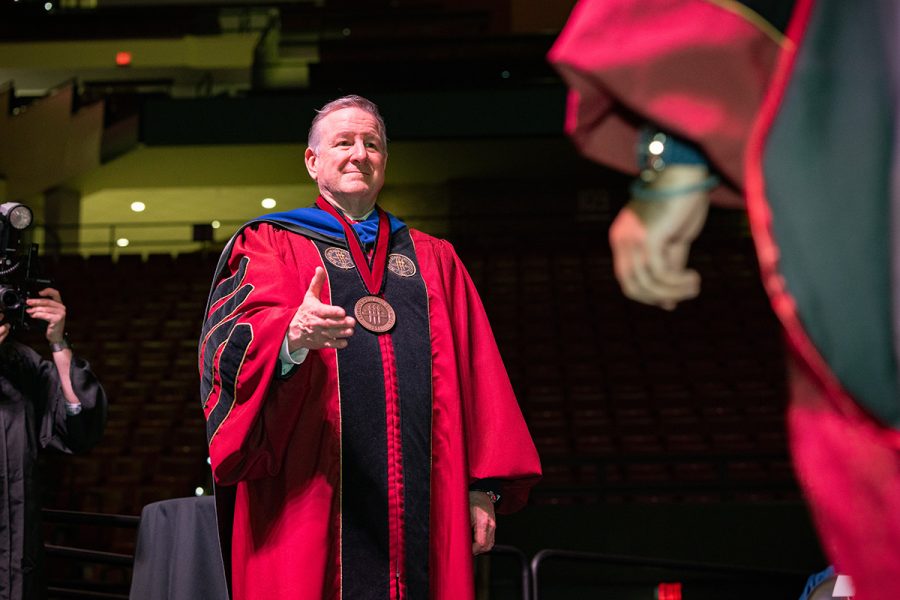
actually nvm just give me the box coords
[304,147,318,180]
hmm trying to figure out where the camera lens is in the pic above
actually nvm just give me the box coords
[0,287,23,310]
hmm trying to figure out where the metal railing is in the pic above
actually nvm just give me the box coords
[530,548,809,600]
[42,509,140,600]
[38,507,812,600]
[31,207,606,256]
[482,544,533,600]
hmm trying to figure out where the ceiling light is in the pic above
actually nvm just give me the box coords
[261,198,277,209]
[211,220,221,229]
[130,201,146,212]
[116,238,129,247]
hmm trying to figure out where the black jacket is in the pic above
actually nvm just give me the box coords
[0,342,106,600]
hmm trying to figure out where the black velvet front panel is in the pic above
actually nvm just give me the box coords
[314,227,432,600]
[382,231,432,600]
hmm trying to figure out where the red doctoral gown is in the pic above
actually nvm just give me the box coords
[548,0,785,208]
[199,215,541,600]
[551,2,900,597]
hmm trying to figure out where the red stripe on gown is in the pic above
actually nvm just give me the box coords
[380,333,407,599]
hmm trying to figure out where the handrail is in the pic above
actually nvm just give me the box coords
[42,508,140,527]
[489,544,532,600]
[44,544,133,566]
[30,208,591,254]
[46,587,129,600]
[530,548,809,600]
[42,509,138,567]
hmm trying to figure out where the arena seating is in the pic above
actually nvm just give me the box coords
[33,209,799,595]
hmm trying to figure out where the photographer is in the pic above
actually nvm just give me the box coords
[0,287,106,599]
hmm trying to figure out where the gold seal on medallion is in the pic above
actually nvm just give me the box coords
[354,296,396,333]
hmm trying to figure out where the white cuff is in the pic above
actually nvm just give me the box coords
[279,336,309,375]
[65,402,83,416]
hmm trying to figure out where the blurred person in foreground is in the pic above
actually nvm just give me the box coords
[551,0,900,597]
[0,287,107,599]
[199,95,541,600]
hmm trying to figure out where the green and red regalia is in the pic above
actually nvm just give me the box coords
[198,201,541,600]
[551,1,900,597]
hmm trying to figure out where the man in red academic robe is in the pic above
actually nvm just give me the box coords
[550,1,900,598]
[199,95,541,600]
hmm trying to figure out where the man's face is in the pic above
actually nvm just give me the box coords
[305,107,387,214]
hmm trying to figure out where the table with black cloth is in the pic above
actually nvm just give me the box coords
[129,496,228,600]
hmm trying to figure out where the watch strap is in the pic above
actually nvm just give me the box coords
[50,338,70,353]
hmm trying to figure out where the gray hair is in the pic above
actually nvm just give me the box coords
[308,95,388,153]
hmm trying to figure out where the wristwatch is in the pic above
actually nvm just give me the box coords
[50,338,70,353]
[482,490,501,505]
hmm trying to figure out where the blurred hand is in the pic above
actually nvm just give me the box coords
[609,165,711,310]
[287,267,356,352]
[469,491,496,555]
[26,288,67,343]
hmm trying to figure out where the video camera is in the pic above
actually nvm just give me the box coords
[0,202,51,329]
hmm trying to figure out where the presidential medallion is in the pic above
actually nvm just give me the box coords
[354,295,396,333]
[324,247,355,269]
[388,254,416,277]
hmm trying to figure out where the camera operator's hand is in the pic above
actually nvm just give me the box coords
[26,288,67,343]
[26,288,81,409]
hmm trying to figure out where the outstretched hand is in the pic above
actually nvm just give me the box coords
[609,165,711,310]
[287,267,356,352]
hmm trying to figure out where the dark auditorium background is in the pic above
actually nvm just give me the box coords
[0,0,826,598]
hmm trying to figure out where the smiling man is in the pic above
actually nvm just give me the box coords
[199,95,541,600]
